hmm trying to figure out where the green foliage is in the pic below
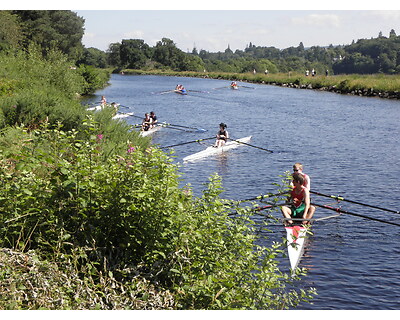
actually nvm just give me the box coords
[0,45,110,130]
[0,247,175,309]
[0,121,315,309]
[77,47,108,68]
[12,10,85,61]
[0,11,23,51]
[76,64,111,95]
[119,39,152,69]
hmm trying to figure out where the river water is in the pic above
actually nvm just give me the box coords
[83,74,400,310]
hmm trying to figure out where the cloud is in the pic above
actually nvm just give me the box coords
[291,14,341,28]
[363,10,400,20]
[122,30,145,39]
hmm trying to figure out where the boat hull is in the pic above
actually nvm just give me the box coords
[140,125,161,137]
[174,90,187,95]
[285,225,308,270]
[183,136,252,162]
[112,112,133,119]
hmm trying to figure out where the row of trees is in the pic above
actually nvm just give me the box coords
[79,29,400,75]
[2,11,399,75]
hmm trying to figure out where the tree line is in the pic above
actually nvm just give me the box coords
[2,11,399,75]
[88,30,400,76]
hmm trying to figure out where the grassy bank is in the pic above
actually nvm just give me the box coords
[121,69,400,99]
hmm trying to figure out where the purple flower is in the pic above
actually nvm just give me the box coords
[127,146,135,153]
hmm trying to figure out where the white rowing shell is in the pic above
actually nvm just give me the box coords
[140,125,161,137]
[112,112,134,119]
[285,225,308,270]
[183,136,252,162]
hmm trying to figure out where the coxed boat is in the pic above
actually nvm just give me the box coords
[183,136,252,162]
[285,225,308,271]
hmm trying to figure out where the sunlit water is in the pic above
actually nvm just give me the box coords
[82,74,400,310]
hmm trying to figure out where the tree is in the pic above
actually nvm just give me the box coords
[389,29,397,38]
[77,47,107,68]
[153,38,186,70]
[12,10,84,60]
[119,39,152,69]
[0,11,23,51]
[107,42,122,67]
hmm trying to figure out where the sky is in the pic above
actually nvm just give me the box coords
[5,1,400,53]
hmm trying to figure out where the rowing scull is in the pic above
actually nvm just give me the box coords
[112,112,134,119]
[285,225,308,271]
[140,125,162,137]
[183,136,252,162]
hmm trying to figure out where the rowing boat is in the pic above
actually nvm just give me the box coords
[174,89,187,95]
[183,136,252,162]
[87,103,120,111]
[285,225,308,270]
[112,112,134,119]
[140,125,161,137]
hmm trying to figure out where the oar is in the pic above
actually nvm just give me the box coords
[240,191,288,202]
[159,90,175,95]
[212,86,230,90]
[160,137,215,149]
[238,85,255,89]
[310,191,400,214]
[187,90,210,93]
[162,122,207,132]
[159,124,188,132]
[312,203,400,228]
[228,138,273,153]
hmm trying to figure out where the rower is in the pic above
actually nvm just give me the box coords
[141,113,153,131]
[281,173,311,226]
[175,84,186,93]
[291,163,316,221]
[150,111,158,128]
[214,123,229,148]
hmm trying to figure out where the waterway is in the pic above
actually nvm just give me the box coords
[83,74,400,310]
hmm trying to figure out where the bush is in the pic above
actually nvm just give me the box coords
[0,120,316,309]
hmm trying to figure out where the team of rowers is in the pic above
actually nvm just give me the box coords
[175,84,187,93]
[141,111,158,131]
[104,90,312,226]
[214,121,314,225]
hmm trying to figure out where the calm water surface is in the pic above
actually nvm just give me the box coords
[84,74,400,310]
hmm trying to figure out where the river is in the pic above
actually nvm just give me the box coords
[83,74,400,310]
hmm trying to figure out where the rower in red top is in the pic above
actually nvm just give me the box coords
[282,173,312,225]
[291,162,316,222]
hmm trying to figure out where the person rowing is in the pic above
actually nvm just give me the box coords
[291,162,316,220]
[150,111,158,128]
[214,123,229,148]
[230,81,238,89]
[141,113,153,131]
[175,84,186,94]
[281,172,314,225]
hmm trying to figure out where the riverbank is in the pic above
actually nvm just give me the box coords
[120,69,400,100]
